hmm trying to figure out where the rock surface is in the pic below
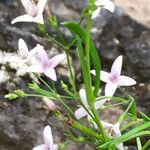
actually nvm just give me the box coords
[0,0,150,149]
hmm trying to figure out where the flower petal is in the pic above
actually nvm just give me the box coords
[44,68,57,81]
[18,38,29,58]
[48,54,66,68]
[94,99,107,109]
[26,65,43,73]
[95,0,115,13]
[79,89,89,107]
[110,55,123,76]
[105,81,117,97]
[91,7,101,19]
[118,75,136,86]
[75,107,88,119]
[37,0,47,14]
[102,121,113,128]
[20,0,36,14]
[33,15,44,24]
[50,144,58,150]
[91,70,110,83]
[116,143,124,150]
[11,14,35,24]
[35,44,49,63]
[43,125,53,146]
[32,144,48,150]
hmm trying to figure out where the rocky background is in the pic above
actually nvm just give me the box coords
[0,0,150,149]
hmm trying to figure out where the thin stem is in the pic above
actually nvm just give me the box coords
[136,137,142,150]
[66,51,78,96]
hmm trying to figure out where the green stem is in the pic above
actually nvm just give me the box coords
[66,51,78,96]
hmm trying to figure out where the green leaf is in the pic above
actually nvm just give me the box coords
[100,122,150,148]
[62,22,101,97]
[141,139,150,150]
[140,112,150,122]
[72,120,102,140]
[129,96,137,119]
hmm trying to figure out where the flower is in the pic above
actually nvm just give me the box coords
[91,55,136,97]
[91,0,115,19]
[94,121,124,150]
[32,125,57,150]
[27,44,65,81]
[75,89,107,119]
[11,0,47,24]
[18,38,38,62]
[43,97,57,111]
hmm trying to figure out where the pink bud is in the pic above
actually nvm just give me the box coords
[43,98,57,111]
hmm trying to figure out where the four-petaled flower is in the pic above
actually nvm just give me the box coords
[91,55,136,97]
[11,0,47,24]
[75,89,107,119]
[32,125,57,150]
[27,44,65,81]
[92,0,115,19]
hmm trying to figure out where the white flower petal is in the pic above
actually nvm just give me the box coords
[36,44,49,62]
[49,54,66,68]
[50,144,58,150]
[118,75,136,86]
[20,0,36,14]
[94,99,107,109]
[32,144,48,150]
[11,14,35,24]
[95,0,115,13]
[18,38,29,58]
[91,7,101,19]
[79,89,89,107]
[43,125,53,146]
[75,107,88,119]
[44,68,57,81]
[33,15,44,24]
[102,121,113,128]
[26,64,43,73]
[116,143,124,150]
[105,81,117,97]
[37,0,47,14]
[110,55,123,76]
[91,70,110,83]
[100,70,110,82]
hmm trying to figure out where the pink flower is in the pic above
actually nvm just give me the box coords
[11,0,47,24]
[27,44,65,81]
[91,55,136,97]
[75,89,107,119]
[92,0,115,19]
[43,97,57,111]
[32,125,57,150]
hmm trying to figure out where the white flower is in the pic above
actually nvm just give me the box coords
[75,89,107,119]
[32,125,57,150]
[18,38,38,62]
[92,0,115,19]
[91,55,136,97]
[94,122,124,150]
[11,0,47,24]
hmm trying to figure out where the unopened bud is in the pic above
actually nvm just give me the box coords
[43,97,57,111]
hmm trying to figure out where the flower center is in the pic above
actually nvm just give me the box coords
[109,74,118,83]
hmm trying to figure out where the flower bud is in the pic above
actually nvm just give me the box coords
[43,97,57,111]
